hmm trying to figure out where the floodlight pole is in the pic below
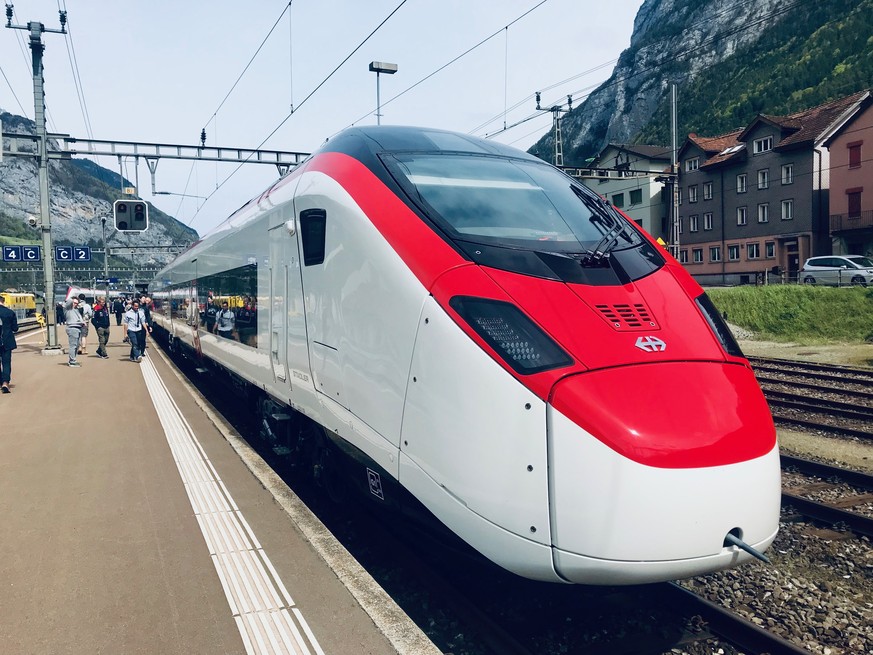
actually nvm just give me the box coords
[369,61,397,125]
[5,4,67,352]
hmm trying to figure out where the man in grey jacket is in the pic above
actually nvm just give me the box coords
[64,296,86,367]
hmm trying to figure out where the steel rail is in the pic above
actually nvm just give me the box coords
[665,583,811,655]
[781,454,873,490]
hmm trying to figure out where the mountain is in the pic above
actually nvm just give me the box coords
[530,0,873,164]
[0,112,198,275]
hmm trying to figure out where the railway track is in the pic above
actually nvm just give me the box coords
[781,454,873,537]
[748,356,873,440]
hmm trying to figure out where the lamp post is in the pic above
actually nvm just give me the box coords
[368,61,397,125]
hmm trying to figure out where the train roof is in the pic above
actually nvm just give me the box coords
[320,125,543,162]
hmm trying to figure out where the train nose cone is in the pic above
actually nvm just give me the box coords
[546,361,781,584]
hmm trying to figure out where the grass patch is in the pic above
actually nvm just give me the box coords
[708,285,873,344]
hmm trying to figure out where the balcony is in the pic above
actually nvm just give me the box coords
[830,209,873,233]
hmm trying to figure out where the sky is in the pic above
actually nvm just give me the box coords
[0,0,644,236]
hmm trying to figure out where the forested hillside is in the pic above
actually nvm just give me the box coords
[531,0,873,164]
[637,0,873,145]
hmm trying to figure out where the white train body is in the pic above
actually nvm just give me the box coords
[151,126,780,584]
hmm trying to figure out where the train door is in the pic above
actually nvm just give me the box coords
[269,219,311,390]
[269,225,290,383]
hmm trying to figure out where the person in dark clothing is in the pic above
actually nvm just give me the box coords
[91,295,112,359]
[139,295,152,354]
[204,296,218,333]
[55,302,65,326]
[112,297,125,326]
[0,295,19,393]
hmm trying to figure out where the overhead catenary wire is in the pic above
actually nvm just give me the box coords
[200,1,294,144]
[186,0,410,227]
[338,0,549,135]
[57,0,94,140]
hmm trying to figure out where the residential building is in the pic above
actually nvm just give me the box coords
[676,90,870,284]
[575,144,672,242]
[823,93,873,257]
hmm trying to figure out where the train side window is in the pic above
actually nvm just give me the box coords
[300,208,327,266]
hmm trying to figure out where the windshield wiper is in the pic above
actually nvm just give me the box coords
[570,186,637,264]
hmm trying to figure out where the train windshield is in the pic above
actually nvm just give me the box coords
[385,153,641,256]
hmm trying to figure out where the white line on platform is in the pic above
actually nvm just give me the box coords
[139,355,325,655]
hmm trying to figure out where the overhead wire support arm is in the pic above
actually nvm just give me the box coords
[56,136,309,169]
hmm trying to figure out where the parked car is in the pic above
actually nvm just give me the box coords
[800,255,873,286]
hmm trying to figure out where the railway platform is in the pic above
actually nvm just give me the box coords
[0,325,441,655]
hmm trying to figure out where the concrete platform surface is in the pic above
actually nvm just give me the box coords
[0,326,441,655]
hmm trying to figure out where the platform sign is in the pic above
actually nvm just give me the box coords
[55,246,73,261]
[22,245,41,262]
[73,246,91,262]
[2,245,22,262]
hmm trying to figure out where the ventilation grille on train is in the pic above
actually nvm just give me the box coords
[595,303,659,330]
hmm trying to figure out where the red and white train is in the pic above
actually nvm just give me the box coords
[150,126,781,585]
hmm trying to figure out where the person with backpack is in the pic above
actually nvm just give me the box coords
[91,295,111,359]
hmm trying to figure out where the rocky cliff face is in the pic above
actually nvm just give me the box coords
[530,0,790,162]
[0,112,197,266]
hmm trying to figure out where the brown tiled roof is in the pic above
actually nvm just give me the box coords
[688,129,745,168]
[738,90,870,148]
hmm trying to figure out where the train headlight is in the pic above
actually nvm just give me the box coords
[695,292,744,358]
[449,296,573,374]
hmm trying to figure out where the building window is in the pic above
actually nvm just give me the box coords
[679,249,688,263]
[848,189,862,219]
[703,212,713,230]
[688,185,698,203]
[692,248,703,263]
[629,188,643,205]
[677,187,683,205]
[753,136,773,154]
[678,217,683,234]
[757,169,769,190]
[737,206,747,225]
[728,244,740,261]
[781,163,794,184]
[765,242,775,258]
[689,215,699,232]
[703,182,713,200]
[710,246,721,262]
[737,174,747,193]
[758,203,769,223]
[781,199,793,220]
[611,192,624,208]
[747,243,760,259]
[685,157,699,172]
[848,141,862,168]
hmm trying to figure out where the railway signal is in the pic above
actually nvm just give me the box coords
[113,199,149,232]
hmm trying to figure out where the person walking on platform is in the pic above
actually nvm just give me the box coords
[63,296,85,367]
[76,293,93,355]
[139,295,153,355]
[122,298,150,362]
[91,295,111,359]
[0,294,19,393]
[112,296,125,326]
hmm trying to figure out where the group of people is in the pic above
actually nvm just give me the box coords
[60,293,153,367]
